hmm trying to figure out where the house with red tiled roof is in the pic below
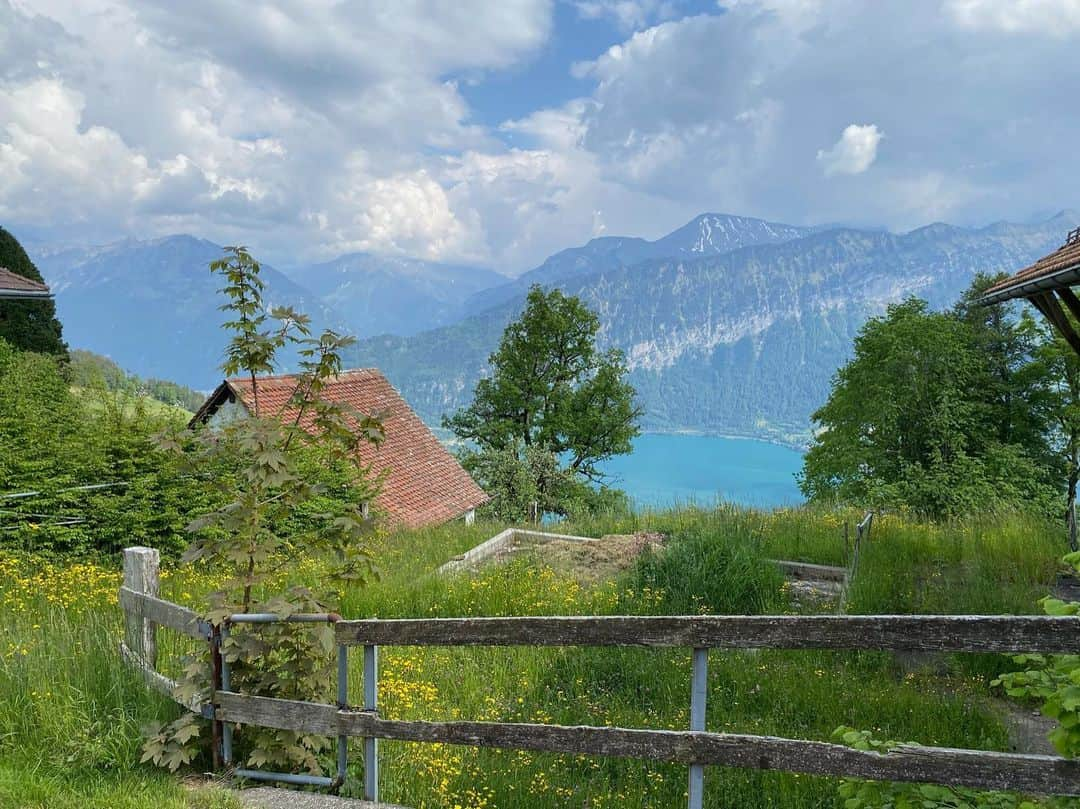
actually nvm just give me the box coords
[191,368,488,529]
[0,266,51,300]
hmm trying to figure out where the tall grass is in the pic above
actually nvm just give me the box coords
[0,505,1069,807]
[0,602,240,808]
[847,511,1062,615]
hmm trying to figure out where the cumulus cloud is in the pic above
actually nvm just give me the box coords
[556,0,1080,231]
[0,0,552,265]
[0,79,152,224]
[816,124,883,177]
[2,0,1079,273]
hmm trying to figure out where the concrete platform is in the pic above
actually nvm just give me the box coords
[238,786,408,809]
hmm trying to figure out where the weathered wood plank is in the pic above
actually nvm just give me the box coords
[123,547,159,665]
[213,693,1080,795]
[119,587,209,640]
[217,692,339,736]
[1033,292,1080,356]
[336,614,1080,653]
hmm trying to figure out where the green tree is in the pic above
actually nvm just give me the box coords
[444,285,640,518]
[0,337,202,558]
[954,274,1051,457]
[1022,315,1080,521]
[800,295,1057,518]
[144,246,384,775]
[69,349,206,412]
[0,226,67,358]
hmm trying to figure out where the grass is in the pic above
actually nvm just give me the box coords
[0,505,1072,808]
[71,386,194,424]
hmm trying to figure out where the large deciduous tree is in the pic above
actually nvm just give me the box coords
[0,226,67,359]
[800,290,1058,519]
[445,285,640,519]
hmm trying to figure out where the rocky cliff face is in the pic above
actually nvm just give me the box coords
[464,213,822,314]
[353,213,1078,444]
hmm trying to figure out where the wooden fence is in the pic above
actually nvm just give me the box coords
[120,545,1080,807]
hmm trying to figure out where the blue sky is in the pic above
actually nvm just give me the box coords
[461,1,720,132]
[2,0,1079,273]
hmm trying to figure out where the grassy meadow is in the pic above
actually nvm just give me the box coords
[0,506,1073,808]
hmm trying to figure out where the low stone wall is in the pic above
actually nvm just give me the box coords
[438,528,597,574]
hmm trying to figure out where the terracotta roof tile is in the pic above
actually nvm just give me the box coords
[202,369,488,530]
[0,266,49,293]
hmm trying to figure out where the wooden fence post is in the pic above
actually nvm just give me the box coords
[123,546,160,667]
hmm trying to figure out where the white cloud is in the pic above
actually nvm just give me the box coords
[816,124,883,177]
[333,169,475,262]
[0,0,555,266]
[946,0,1080,35]
[554,1,1080,231]
[2,0,1080,274]
[573,0,679,31]
[0,79,153,224]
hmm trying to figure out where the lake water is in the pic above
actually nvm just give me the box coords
[599,433,805,510]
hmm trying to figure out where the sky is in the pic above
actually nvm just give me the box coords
[2,0,1079,274]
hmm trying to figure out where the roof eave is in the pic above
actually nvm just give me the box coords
[978,263,1080,306]
[0,289,52,300]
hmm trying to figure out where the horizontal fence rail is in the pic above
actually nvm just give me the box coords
[335,614,1080,653]
[213,691,1080,796]
[118,545,1080,806]
[119,586,210,640]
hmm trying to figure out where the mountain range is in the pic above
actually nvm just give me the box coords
[284,253,506,337]
[23,211,1078,443]
[33,235,340,389]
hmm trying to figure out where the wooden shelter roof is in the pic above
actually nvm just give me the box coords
[979,228,1080,305]
[0,266,51,300]
[979,227,1080,355]
[191,368,489,529]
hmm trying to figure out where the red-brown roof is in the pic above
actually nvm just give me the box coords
[0,266,50,295]
[981,231,1080,303]
[193,369,488,529]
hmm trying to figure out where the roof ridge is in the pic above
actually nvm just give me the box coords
[226,367,383,385]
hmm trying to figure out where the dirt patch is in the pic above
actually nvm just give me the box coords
[535,532,666,581]
[478,530,666,581]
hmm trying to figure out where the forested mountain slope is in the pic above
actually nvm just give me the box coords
[354,213,1078,444]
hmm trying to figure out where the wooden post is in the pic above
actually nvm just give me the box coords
[123,547,159,667]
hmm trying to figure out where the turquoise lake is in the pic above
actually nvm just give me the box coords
[599,433,805,510]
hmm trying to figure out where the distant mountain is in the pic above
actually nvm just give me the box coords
[352,213,1078,445]
[465,213,821,313]
[284,254,506,338]
[33,235,340,390]
[23,211,1077,442]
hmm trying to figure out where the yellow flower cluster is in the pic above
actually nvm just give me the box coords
[0,553,121,615]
